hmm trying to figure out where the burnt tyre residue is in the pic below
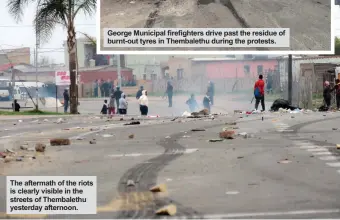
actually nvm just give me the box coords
[116,130,203,218]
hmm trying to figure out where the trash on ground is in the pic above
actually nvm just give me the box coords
[20,145,28,150]
[16,157,23,161]
[209,139,223,142]
[150,183,167,192]
[56,118,65,124]
[124,121,141,125]
[0,152,6,158]
[332,128,338,131]
[225,122,237,125]
[191,129,205,131]
[270,99,299,112]
[237,156,244,159]
[155,204,177,216]
[35,143,46,152]
[165,136,171,139]
[43,119,49,122]
[182,135,190,138]
[89,140,96,144]
[171,117,179,121]
[4,156,13,163]
[219,130,235,139]
[50,138,71,146]
[278,159,292,164]
[6,149,15,154]
[128,134,134,139]
[76,137,84,140]
[102,134,113,138]
[18,120,23,123]
[336,144,340,149]
[238,132,248,138]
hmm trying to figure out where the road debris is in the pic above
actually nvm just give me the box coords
[209,139,223,142]
[0,152,6,158]
[150,183,167,192]
[43,119,49,122]
[102,134,113,138]
[18,120,23,123]
[128,134,134,139]
[278,159,292,164]
[182,111,191,117]
[182,135,190,138]
[6,149,15,154]
[56,118,65,124]
[155,204,177,216]
[237,156,244,159]
[226,122,237,125]
[89,140,96,144]
[4,156,13,163]
[16,157,23,161]
[127,180,135,186]
[191,128,205,131]
[124,121,141,125]
[35,143,46,152]
[238,132,248,138]
[219,130,235,139]
[50,138,71,146]
[165,136,171,139]
[336,144,340,149]
[20,145,28,150]
[333,128,338,131]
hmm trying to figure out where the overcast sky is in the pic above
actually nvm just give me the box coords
[0,3,338,64]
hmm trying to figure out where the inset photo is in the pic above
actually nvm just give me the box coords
[99,0,332,53]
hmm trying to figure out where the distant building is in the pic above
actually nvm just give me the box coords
[0,47,30,66]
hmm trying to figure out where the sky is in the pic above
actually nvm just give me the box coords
[0,2,338,65]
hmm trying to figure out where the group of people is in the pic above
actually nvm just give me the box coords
[323,79,340,110]
[93,79,114,98]
[185,81,215,113]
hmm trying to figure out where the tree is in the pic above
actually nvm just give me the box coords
[7,0,95,114]
[335,37,340,55]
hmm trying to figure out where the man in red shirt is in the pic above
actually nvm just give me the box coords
[254,74,265,111]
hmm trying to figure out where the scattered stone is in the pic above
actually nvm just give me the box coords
[219,130,235,139]
[35,143,46,152]
[124,121,141,125]
[131,117,134,120]
[56,118,64,124]
[50,138,71,146]
[150,183,167,192]
[120,118,124,121]
[32,156,36,159]
[20,145,28,150]
[18,120,23,123]
[291,116,295,118]
[43,119,49,122]
[191,129,205,131]
[27,147,35,151]
[165,136,171,139]
[155,204,177,216]
[310,155,314,158]
[127,180,135,186]
[237,156,244,159]
[13,124,16,125]
[89,140,96,144]
[332,128,338,131]
[4,156,13,163]
[226,122,237,125]
[0,152,6,158]
[128,134,134,139]
[76,137,84,140]
[209,139,223,142]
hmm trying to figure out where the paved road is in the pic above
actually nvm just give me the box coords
[100,0,331,51]
[1,99,340,218]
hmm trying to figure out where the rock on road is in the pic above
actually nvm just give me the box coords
[100,0,331,51]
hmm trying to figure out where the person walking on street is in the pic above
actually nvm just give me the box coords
[254,74,265,111]
[12,99,20,112]
[136,86,143,99]
[207,81,215,105]
[166,81,173,107]
[108,93,116,116]
[63,89,69,113]
[203,93,211,114]
[138,90,149,116]
[323,81,335,110]
[100,100,108,115]
[119,93,128,115]
[113,86,123,113]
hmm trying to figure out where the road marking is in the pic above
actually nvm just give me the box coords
[201,208,340,218]
[326,162,340,167]
[313,151,332,155]
[108,148,198,158]
[319,156,340,161]
[307,148,328,152]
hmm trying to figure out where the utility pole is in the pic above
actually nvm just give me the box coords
[117,55,122,87]
[288,54,293,104]
[11,66,15,111]
[35,12,39,111]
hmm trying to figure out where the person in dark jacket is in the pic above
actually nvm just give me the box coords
[63,89,70,113]
[100,100,108,115]
[12,99,20,112]
[166,81,173,107]
[186,94,198,112]
[113,86,123,113]
[323,81,334,109]
[136,86,143,99]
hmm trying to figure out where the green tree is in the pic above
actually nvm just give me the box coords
[335,37,340,55]
[7,0,95,114]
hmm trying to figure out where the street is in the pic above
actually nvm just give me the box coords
[100,0,331,51]
[1,95,340,218]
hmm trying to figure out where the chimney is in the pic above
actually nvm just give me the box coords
[89,59,95,67]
